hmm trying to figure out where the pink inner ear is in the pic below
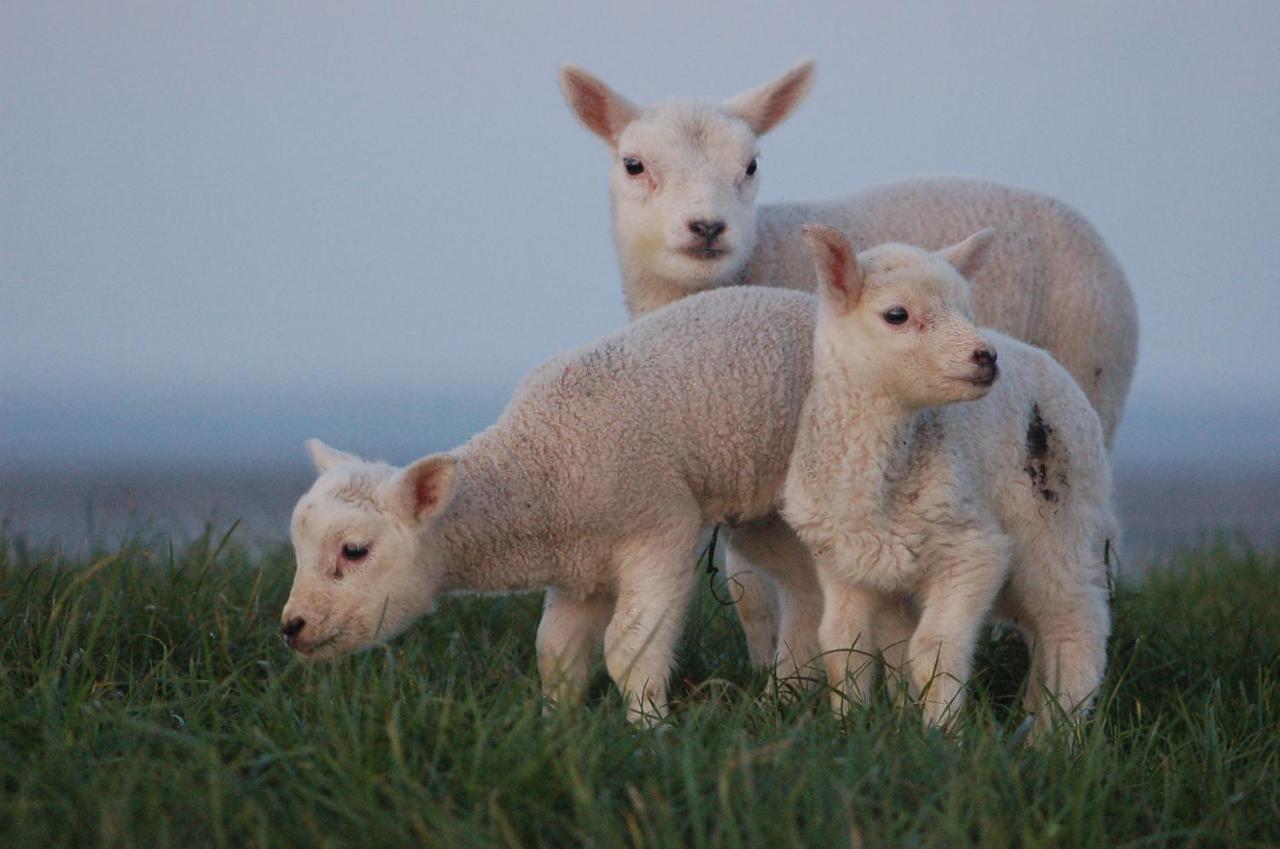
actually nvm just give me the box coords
[758,76,805,129]
[576,87,608,128]
[827,242,849,296]
[566,73,626,140]
[414,471,441,516]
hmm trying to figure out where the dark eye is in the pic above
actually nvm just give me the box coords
[622,156,644,176]
[745,158,757,177]
[883,307,909,326]
[341,543,369,562]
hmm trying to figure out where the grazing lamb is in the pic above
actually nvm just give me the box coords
[781,225,1115,735]
[560,59,1137,669]
[280,286,823,724]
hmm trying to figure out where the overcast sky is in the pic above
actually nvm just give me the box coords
[2,1,1278,466]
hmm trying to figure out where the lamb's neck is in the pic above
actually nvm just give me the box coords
[429,429,559,595]
[810,352,919,516]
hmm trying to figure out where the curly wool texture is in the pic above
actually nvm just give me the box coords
[782,235,1116,733]
[434,285,815,599]
[630,175,1136,445]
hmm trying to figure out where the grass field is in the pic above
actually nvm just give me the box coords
[1,528,1277,848]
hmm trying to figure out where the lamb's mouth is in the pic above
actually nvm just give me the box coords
[950,367,998,388]
[682,246,728,260]
[290,631,342,658]
[964,368,999,387]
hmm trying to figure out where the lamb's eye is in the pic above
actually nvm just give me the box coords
[622,156,645,176]
[745,158,757,177]
[341,543,369,562]
[883,307,909,326]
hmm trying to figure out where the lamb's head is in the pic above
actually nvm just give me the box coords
[280,439,456,658]
[560,61,814,300]
[802,224,1000,409]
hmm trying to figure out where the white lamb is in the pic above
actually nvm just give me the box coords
[560,59,1136,669]
[781,224,1115,734]
[280,285,822,724]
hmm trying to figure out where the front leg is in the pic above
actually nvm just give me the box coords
[603,533,699,726]
[909,529,1011,728]
[814,561,882,717]
[536,589,614,712]
[876,596,917,706]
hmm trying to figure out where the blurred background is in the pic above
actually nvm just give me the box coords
[3,1,1278,561]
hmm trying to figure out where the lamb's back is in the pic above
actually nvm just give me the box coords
[502,287,816,527]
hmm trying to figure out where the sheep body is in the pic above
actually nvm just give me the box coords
[283,286,817,722]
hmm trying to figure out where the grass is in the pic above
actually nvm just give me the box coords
[1,528,1277,848]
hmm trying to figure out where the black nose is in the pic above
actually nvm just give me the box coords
[281,617,305,639]
[688,219,726,242]
[973,348,997,367]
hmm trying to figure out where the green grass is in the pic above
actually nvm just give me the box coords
[1,528,1277,848]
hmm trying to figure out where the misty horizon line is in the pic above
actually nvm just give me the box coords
[4,381,1278,471]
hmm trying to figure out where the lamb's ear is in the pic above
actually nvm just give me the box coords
[307,439,363,475]
[802,224,863,314]
[559,65,639,147]
[939,228,996,280]
[724,59,815,136]
[383,454,457,524]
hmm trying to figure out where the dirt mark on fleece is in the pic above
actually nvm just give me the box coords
[1024,403,1062,503]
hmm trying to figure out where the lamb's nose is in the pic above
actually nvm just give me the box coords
[972,348,997,367]
[688,219,726,242]
[281,617,306,639]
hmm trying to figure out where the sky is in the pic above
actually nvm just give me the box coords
[2,1,1278,468]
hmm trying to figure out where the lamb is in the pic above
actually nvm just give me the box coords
[781,224,1116,735]
[560,59,1137,670]
[280,285,823,724]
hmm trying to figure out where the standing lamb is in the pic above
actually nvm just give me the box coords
[782,224,1115,734]
[560,59,1136,669]
[280,285,821,724]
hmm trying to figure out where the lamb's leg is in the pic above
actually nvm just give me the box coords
[722,516,823,687]
[723,532,780,668]
[909,531,1010,729]
[815,565,882,717]
[536,589,614,712]
[603,536,698,726]
[770,552,825,691]
[876,596,917,706]
[1014,544,1111,740]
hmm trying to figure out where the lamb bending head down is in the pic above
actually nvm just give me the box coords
[560,60,814,311]
[280,439,455,658]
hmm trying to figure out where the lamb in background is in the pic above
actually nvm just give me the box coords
[280,286,822,724]
[782,225,1115,735]
[560,59,1136,669]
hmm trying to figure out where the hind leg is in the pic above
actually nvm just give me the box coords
[603,531,701,726]
[1013,546,1111,739]
[726,517,823,687]
[770,547,824,690]
[723,524,781,668]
